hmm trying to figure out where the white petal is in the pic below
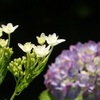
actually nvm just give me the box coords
[13,25,19,30]
[18,43,24,51]
[56,39,66,45]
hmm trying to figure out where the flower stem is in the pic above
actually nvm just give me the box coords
[26,52,30,69]
[7,34,11,47]
[10,89,17,100]
[10,79,20,100]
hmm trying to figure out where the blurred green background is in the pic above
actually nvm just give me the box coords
[0,0,100,100]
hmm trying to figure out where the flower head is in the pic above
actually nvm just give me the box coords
[45,33,65,46]
[0,27,3,37]
[18,42,33,53]
[1,23,19,34]
[36,33,46,45]
[33,45,50,57]
[44,40,100,99]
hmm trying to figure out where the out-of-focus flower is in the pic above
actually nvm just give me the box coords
[18,42,33,53]
[36,33,46,45]
[1,23,19,34]
[33,45,50,57]
[0,39,8,47]
[0,28,3,37]
[96,76,100,85]
[44,40,100,99]
[74,41,97,63]
[45,33,66,46]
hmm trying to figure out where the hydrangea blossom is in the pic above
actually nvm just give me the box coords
[44,40,100,100]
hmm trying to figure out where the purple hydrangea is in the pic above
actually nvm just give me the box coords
[44,40,100,99]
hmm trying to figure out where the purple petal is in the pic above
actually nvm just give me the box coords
[85,62,97,73]
[67,62,79,78]
[77,73,89,87]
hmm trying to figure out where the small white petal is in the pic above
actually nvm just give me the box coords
[55,39,66,45]
[18,43,24,51]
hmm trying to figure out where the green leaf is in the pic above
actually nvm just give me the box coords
[0,47,13,85]
[39,90,56,100]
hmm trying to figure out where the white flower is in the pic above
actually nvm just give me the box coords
[1,23,19,34]
[0,38,8,47]
[0,28,3,37]
[33,45,50,57]
[45,33,66,46]
[18,42,34,53]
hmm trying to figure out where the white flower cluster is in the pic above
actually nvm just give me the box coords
[0,23,66,57]
[0,23,66,100]
[18,33,65,57]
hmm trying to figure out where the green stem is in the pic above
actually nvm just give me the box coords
[26,52,30,69]
[10,89,17,100]
[10,78,20,100]
[7,34,11,47]
[32,46,54,78]
[0,48,6,85]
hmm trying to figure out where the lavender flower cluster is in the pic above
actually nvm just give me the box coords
[44,41,100,100]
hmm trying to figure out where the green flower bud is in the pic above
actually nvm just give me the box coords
[36,33,46,45]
